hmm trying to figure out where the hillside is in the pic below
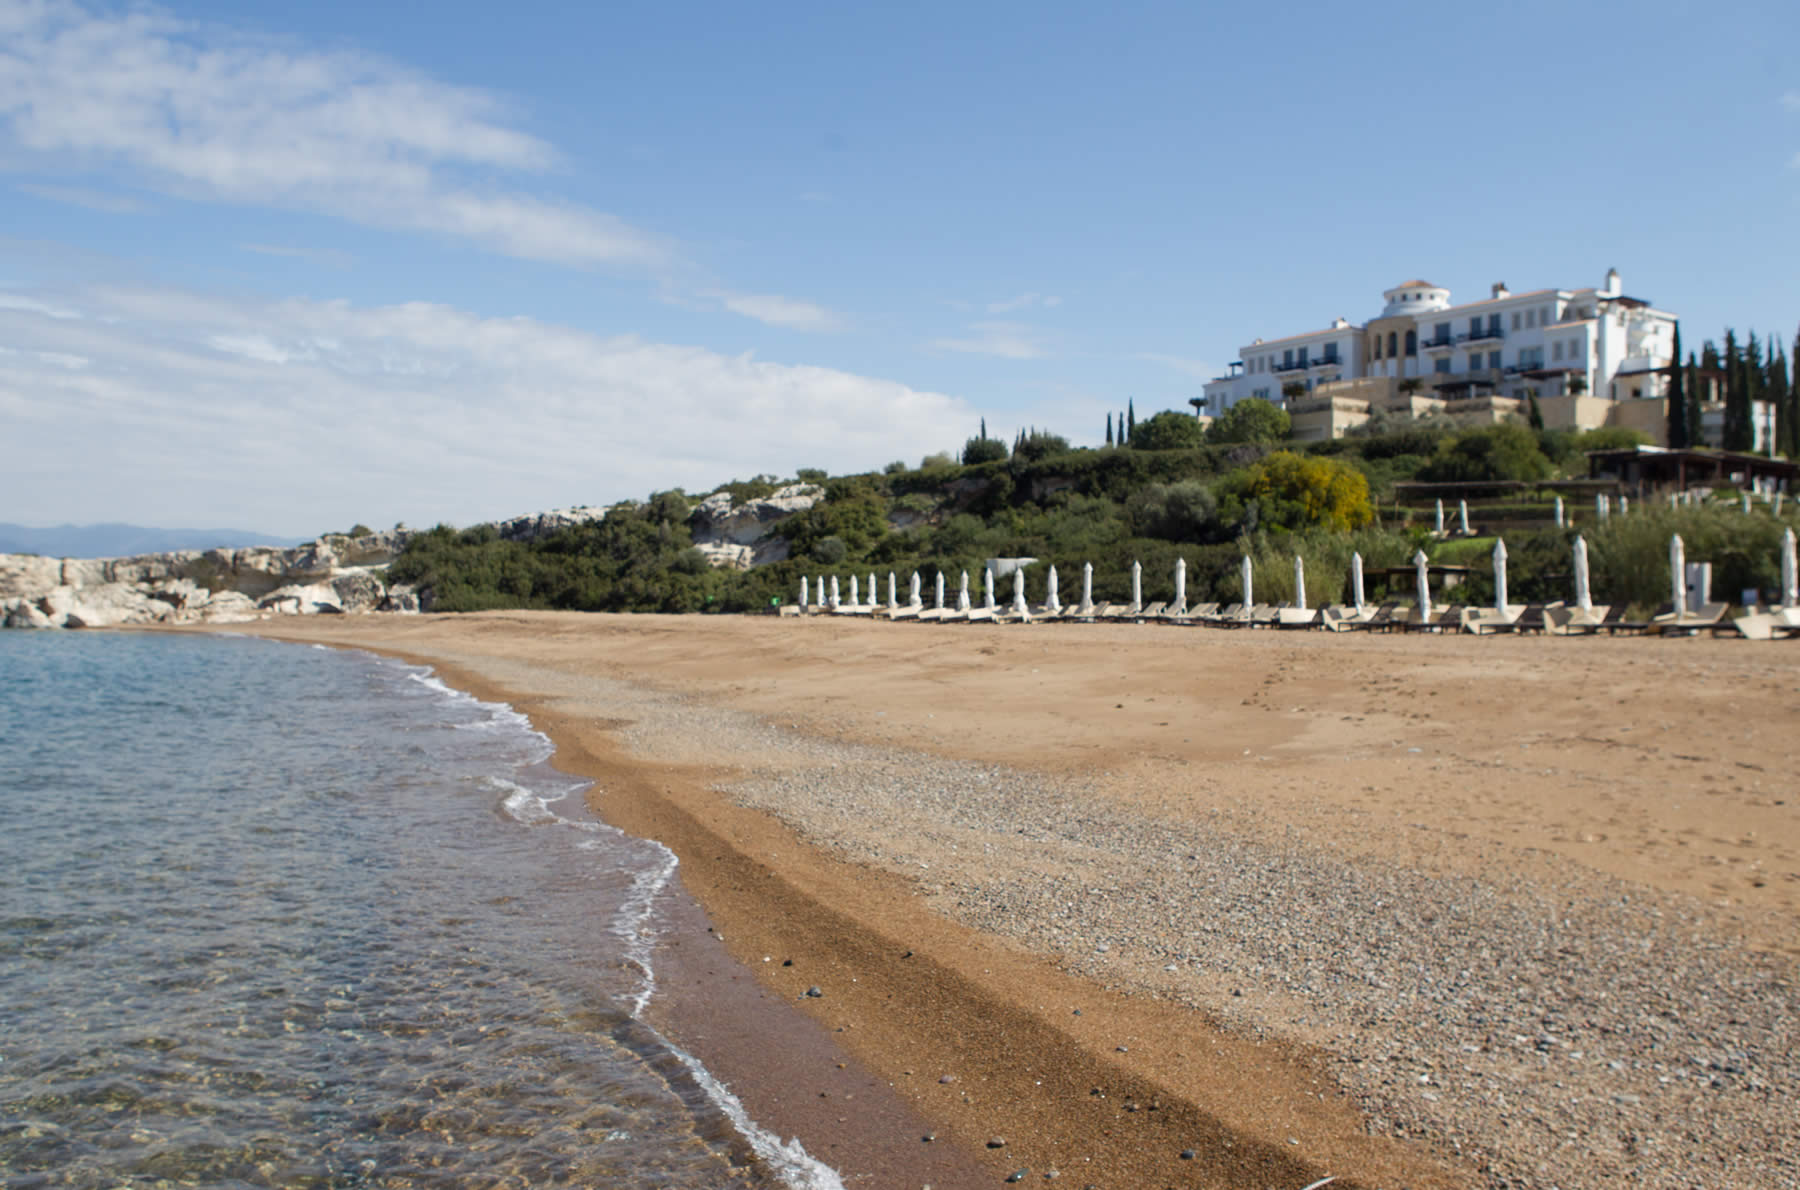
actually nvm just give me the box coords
[386,420,1796,617]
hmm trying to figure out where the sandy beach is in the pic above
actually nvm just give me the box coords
[215,613,1800,1189]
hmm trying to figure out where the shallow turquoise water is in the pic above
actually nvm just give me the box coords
[0,631,830,1189]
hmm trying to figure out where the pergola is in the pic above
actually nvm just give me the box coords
[1585,447,1797,497]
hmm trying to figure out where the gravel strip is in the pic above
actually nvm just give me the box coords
[593,679,1798,1190]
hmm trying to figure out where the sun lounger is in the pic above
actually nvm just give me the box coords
[1652,601,1728,636]
[1321,604,1371,631]
[1136,601,1167,620]
[1461,604,1525,635]
[1402,605,1458,633]
[1099,604,1127,619]
[1276,607,1322,629]
[1185,601,1219,622]
[1245,603,1281,628]
[1545,604,1613,635]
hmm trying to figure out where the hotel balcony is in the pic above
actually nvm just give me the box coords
[1464,326,1505,343]
[1419,335,1454,352]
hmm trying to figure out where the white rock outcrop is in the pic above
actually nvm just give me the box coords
[493,506,610,542]
[0,529,418,630]
[688,484,820,570]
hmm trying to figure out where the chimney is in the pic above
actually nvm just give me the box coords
[1491,282,1509,300]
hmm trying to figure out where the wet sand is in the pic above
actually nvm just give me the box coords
[213,612,1800,1189]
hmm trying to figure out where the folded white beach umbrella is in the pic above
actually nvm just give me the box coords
[1351,551,1365,614]
[1240,555,1253,607]
[1492,537,1508,613]
[1414,550,1431,615]
[1292,555,1305,610]
[1783,528,1797,609]
[1573,535,1592,612]
[1670,534,1686,617]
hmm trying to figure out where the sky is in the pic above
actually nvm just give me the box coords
[2,0,1798,537]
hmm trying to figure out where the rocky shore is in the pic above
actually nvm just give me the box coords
[0,530,418,628]
[203,613,1798,1189]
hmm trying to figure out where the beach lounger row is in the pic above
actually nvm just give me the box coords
[806,597,1797,639]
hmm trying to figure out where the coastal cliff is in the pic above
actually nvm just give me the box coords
[0,529,418,629]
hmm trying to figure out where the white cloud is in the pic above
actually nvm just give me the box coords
[0,292,82,319]
[0,282,969,534]
[1136,352,1220,380]
[929,321,1050,360]
[240,242,354,268]
[985,292,1061,314]
[16,181,145,213]
[703,289,843,332]
[0,0,665,267]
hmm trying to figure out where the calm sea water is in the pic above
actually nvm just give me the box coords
[0,631,840,1190]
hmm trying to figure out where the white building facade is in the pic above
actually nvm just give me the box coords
[1202,269,1677,421]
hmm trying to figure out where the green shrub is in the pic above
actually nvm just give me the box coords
[1130,410,1207,451]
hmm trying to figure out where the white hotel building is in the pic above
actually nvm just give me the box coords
[1201,270,1679,443]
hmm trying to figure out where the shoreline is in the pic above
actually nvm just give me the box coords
[185,612,1799,1189]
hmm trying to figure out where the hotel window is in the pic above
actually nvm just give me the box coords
[1488,351,1502,370]
[1525,309,1536,328]
[1434,359,1451,374]
[1433,322,1449,344]
[1541,306,1552,325]
[1283,349,1294,368]
[1488,313,1502,336]
[1405,330,1417,355]
[1512,312,1521,330]
[1467,354,1482,372]
[1298,347,1310,366]
[1569,340,1581,357]
[1552,341,1563,361]
[1387,331,1397,357]
[1469,317,1481,337]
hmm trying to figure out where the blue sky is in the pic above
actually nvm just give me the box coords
[2,0,1798,536]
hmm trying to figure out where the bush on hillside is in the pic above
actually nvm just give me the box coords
[1415,423,1552,484]
[961,436,1009,465]
[1216,451,1375,535]
[1207,398,1290,446]
[1129,410,1207,451]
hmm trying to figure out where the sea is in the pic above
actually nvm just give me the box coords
[0,630,843,1190]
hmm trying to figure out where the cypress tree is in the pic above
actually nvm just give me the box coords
[1723,330,1750,451]
[1105,413,1113,446]
[979,416,988,442]
[1685,351,1702,449]
[1791,325,1800,456]
[1127,399,1136,441]
[1666,323,1687,448]
[1769,342,1791,458]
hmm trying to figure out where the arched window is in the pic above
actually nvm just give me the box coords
[1386,331,1397,357]
[1404,330,1417,356]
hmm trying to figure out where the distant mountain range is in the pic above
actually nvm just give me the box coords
[0,523,310,558]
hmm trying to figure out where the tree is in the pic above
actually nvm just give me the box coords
[1768,341,1790,458]
[1215,451,1375,534]
[1685,351,1702,449]
[1014,430,1071,462]
[1722,330,1751,451]
[961,435,1008,465]
[1791,325,1800,456]
[1207,397,1291,446]
[1128,409,1207,450]
[1126,399,1136,442]
[1280,380,1306,402]
[1526,390,1545,432]
[1398,377,1423,397]
[1667,322,1688,448]
[1105,412,1114,446]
